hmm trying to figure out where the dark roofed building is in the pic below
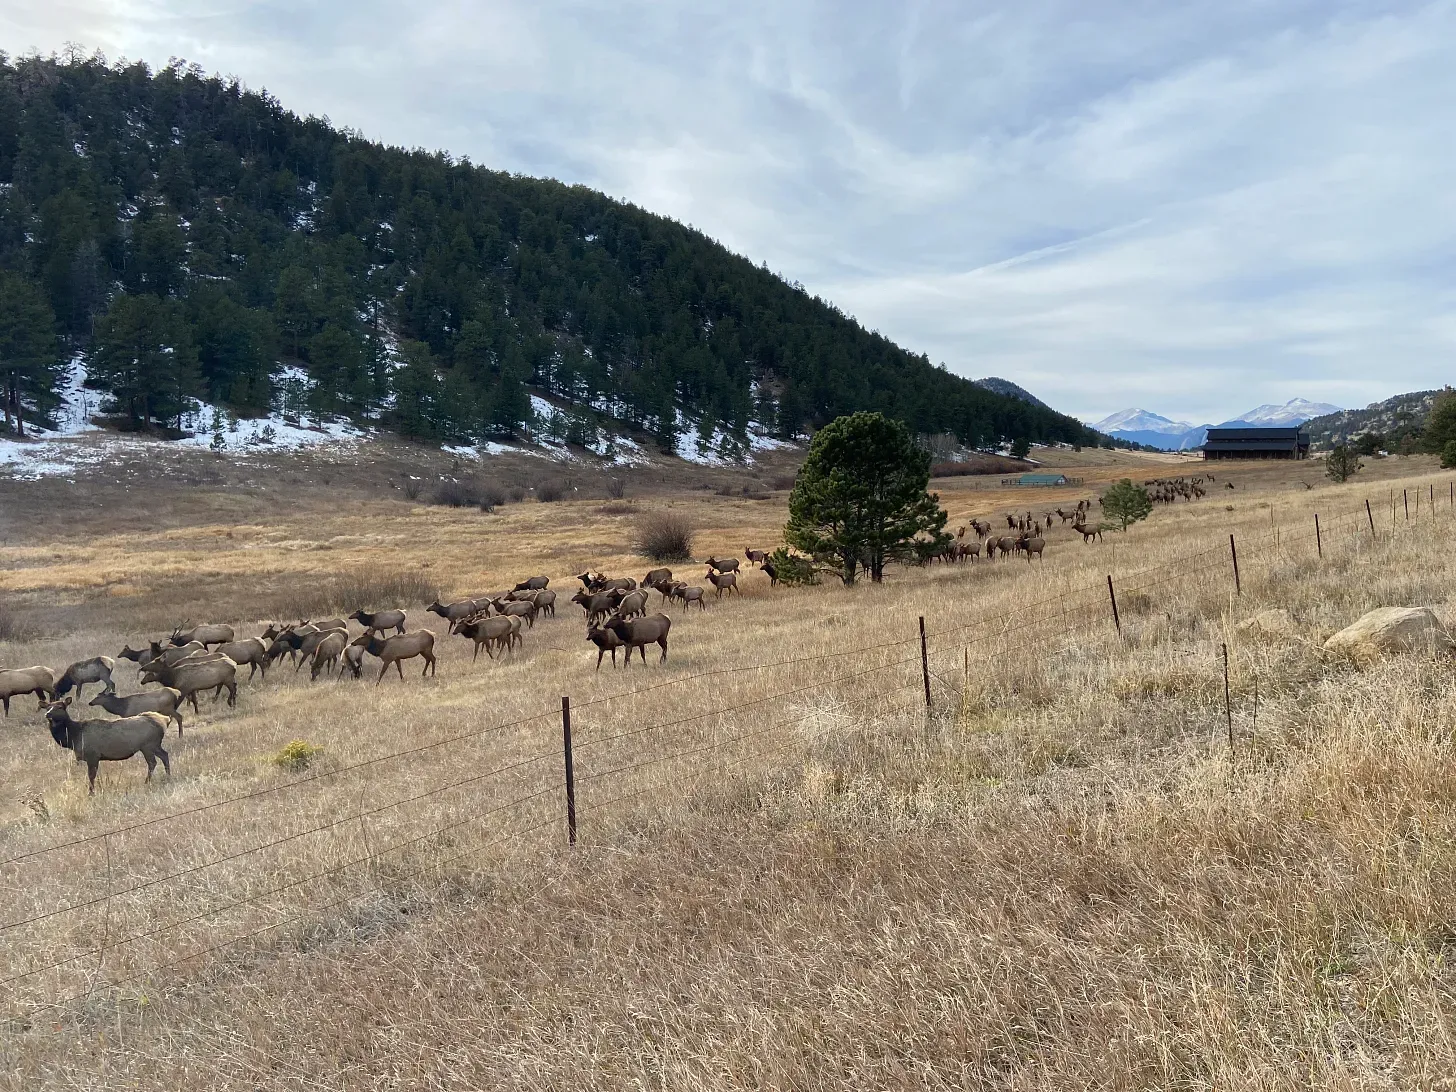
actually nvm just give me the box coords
[1202,427,1310,460]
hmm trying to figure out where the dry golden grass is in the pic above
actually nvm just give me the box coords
[2,453,1455,1088]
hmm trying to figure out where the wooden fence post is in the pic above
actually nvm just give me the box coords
[1222,643,1233,750]
[1229,534,1240,596]
[1366,499,1376,537]
[1314,513,1322,558]
[1107,574,1121,632]
[1404,489,1410,522]
[561,696,577,847]
[919,616,931,711]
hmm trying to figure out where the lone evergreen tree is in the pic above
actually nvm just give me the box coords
[1009,436,1031,460]
[1325,444,1363,482]
[785,411,950,584]
[0,273,62,436]
[1101,478,1153,531]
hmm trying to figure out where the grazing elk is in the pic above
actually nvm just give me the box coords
[491,597,539,628]
[572,590,618,626]
[605,613,671,665]
[426,598,487,625]
[53,656,116,701]
[308,630,349,680]
[142,656,238,714]
[706,570,738,598]
[171,623,235,649]
[532,588,556,618]
[293,627,349,673]
[513,576,550,592]
[452,615,518,661]
[349,608,407,636]
[90,688,184,734]
[44,699,170,795]
[0,666,55,716]
[614,588,649,620]
[704,556,740,574]
[354,630,437,684]
[643,567,673,591]
[670,583,707,610]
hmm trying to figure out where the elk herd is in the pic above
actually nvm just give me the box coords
[932,498,1101,563]
[0,551,781,793]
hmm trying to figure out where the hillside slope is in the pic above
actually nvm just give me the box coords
[0,54,1099,457]
[1303,389,1443,450]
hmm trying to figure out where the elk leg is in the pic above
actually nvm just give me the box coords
[143,751,157,782]
[1,696,7,716]
[395,659,405,680]
[659,638,668,663]
[87,761,98,794]
[156,744,171,778]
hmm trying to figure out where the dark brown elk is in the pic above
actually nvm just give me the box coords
[53,656,116,701]
[762,559,780,586]
[744,548,768,566]
[44,699,170,795]
[706,570,738,598]
[1076,524,1104,543]
[349,608,407,636]
[426,598,487,624]
[171,623,235,649]
[513,576,550,592]
[670,584,707,610]
[309,630,350,680]
[0,667,55,716]
[615,588,649,619]
[90,687,184,734]
[532,588,557,618]
[643,567,673,590]
[214,638,269,681]
[959,541,982,562]
[264,625,316,667]
[996,536,1018,558]
[1022,536,1046,561]
[142,657,238,714]
[355,630,437,684]
[452,615,518,661]
[704,556,740,574]
[586,625,626,670]
[605,613,671,665]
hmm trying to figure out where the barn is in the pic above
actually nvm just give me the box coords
[1201,427,1310,460]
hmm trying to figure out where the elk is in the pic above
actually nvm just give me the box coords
[532,588,557,618]
[214,638,269,681]
[605,613,671,665]
[349,608,407,636]
[44,699,170,795]
[53,656,116,701]
[586,624,626,670]
[490,597,538,628]
[452,615,518,661]
[959,541,982,562]
[426,598,485,624]
[144,656,238,714]
[354,630,437,684]
[1022,536,1046,562]
[704,556,740,574]
[90,688,184,734]
[706,570,738,598]
[762,559,780,586]
[572,590,618,626]
[309,630,349,680]
[670,584,707,610]
[0,666,55,716]
[293,627,349,673]
[643,567,673,590]
[615,588,649,620]
[513,575,550,592]
[744,548,768,566]
[1076,524,1104,544]
[171,623,235,649]
[996,536,1018,558]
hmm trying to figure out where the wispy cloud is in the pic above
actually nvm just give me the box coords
[4,0,1454,423]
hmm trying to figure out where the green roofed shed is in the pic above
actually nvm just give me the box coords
[1018,473,1068,486]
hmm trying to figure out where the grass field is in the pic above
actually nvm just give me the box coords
[3,448,1455,1089]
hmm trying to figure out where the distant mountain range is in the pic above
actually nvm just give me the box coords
[973,377,1051,411]
[1092,398,1342,450]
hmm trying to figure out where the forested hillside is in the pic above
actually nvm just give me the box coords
[0,53,1099,454]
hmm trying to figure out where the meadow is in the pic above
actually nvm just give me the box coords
[2,446,1455,1089]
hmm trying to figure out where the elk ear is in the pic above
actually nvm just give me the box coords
[63,697,72,707]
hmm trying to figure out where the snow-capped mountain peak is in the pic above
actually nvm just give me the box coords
[1091,408,1193,435]
[1228,398,1342,427]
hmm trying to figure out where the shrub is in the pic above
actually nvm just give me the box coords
[767,547,820,586]
[597,502,636,516]
[1101,479,1153,531]
[715,482,738,496]
[268,567,440,619]
[535,480,564,503]
[1325,445,1363,483]
[605,476,627,499]
[0,606,36,642]
[273,740,324,773]
[1441,440,1456,470]
[770,474,797,491]
[431,478,505,511]
[402,477,423,501]
[508,486,527,503]
[635,511,695,561]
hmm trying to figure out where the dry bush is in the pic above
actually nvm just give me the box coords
[401,476,423,501]
[508,486,527,503]
[432,478,503,511]
[596,502,636,516]
[268,567,440,619]
[635,510,695,561]
[0,605,36,642]
[535,480,565,503]
[605,476,627,499]
[770,474,797,491]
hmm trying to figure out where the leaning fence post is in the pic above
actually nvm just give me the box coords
[1222,643,1234,751]
[1229,534,1240,596]
[1405,489,1410,522]
[1366,499,1376,537]
[1106,574,1121,632]
[561,696,577,847]
[1314,513,1322,558]
[919,616,931,711]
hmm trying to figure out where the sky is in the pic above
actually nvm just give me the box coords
[4,1,1455,426]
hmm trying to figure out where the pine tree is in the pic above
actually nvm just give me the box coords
[1101,479,1153,531]
[0,271,62,436]
[90,293,200,429]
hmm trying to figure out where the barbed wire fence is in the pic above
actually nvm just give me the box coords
[2,475,1452,1037]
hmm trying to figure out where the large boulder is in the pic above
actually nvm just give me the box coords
[1238,609,1297,639]
[1323,607,1452,660]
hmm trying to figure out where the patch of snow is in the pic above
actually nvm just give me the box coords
[30,356,103,437]
[676,426,747,467]
[747,428,794,452]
